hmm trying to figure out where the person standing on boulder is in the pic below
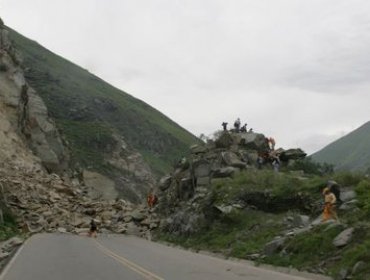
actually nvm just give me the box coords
[222,122,228,131]
[234,118,241,132]
[322,187,339,222]
[269,137,276,150]
[240,123,247,133]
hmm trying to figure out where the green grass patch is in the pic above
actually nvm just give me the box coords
[159,209,285,258]
[264,225,342,270]
[212,170,326,205]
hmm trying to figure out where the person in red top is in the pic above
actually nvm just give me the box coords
[147,189,158,209]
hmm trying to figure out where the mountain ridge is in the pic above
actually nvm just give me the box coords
[311,121,370,171]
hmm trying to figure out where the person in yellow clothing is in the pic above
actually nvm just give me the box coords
[322,187,339,222]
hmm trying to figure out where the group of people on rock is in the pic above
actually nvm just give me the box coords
[222,118,252,133]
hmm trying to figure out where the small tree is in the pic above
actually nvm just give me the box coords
[199,133,208,143]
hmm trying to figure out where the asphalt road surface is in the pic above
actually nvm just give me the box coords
[0,234,331,280]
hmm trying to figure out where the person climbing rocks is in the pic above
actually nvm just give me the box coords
[322,187,339,222]
[257,155,264,169]
[269,137,276,150]
[147,189,158,209]
[234,118,241,132]
[272,155,280,172]
[222,122,228,131]
[240,123,247,133]
[88,219,97,238]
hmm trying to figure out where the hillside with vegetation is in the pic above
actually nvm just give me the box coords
[154,130,370,280]
[311,121,370,172]
[6,27,200,176]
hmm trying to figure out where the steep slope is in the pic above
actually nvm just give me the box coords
[6,27,200,176]
[0,21,67,173]
[311,121,370,171]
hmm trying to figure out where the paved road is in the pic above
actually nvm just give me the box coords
[0,234,330,280]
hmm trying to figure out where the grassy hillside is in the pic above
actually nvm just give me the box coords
[311,121,370,172]
[157,170,370,279]
[7,27,200,175]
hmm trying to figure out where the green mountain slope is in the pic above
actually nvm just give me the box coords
[311,121,370,171]
[7,27,200,175]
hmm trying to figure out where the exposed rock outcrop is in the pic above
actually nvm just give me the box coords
[156,130,308,235]
[1,21,155,202]
[0,23,68,173]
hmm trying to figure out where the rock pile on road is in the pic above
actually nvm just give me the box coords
[0,164,159,238]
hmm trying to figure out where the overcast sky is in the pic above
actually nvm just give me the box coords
[2,0,370,154]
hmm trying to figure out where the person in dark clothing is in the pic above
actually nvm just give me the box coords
[222,122,228,131]
[89,219,97,238]
[240,123,247,132]
[234,118,241,132]
[257,155,264,169]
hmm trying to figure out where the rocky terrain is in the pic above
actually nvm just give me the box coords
[2,16,370,280]
[1,18,158,203]
[156,130,307,233]
[0,17,159,267]
[154,130,370,280]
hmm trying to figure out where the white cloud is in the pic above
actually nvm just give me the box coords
[2,0,370,155]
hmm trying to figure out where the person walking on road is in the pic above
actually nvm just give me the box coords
[88,219,97,238]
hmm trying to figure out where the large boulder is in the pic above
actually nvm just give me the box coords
[237,133,269,151]
[190,144,208,154]
[193,159,211,178]
[215,132,233,148]
[212,167,237,178]
[179,177,195,199]
[279,148,307,161]
[221,151,246,169]
[333,228,354,247]
[264,237,286,256]
[163,211,205,235]
[83,170,118,200]
[158,175,172,191]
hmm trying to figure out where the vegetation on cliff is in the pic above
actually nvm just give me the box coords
[7,27,200,176]
[157,170,370,279]
[154,130,370,280]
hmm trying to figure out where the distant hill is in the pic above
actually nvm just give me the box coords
[7,27,200,176]
[311,121,370,172]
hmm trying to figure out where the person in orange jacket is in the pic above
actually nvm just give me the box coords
[322,187,339,222]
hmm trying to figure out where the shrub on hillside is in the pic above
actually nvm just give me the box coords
[0,63,8,72]
[355,179,370,216]
[289,157,333,175]
[334,172,363,187]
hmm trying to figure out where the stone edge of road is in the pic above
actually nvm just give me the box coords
[153,239,333,280]
[0,237,29,280]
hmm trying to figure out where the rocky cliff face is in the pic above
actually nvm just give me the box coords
[0,18,159,241]
[0,20,155,203]
[0,22,67,173]
[156,130,307,235]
